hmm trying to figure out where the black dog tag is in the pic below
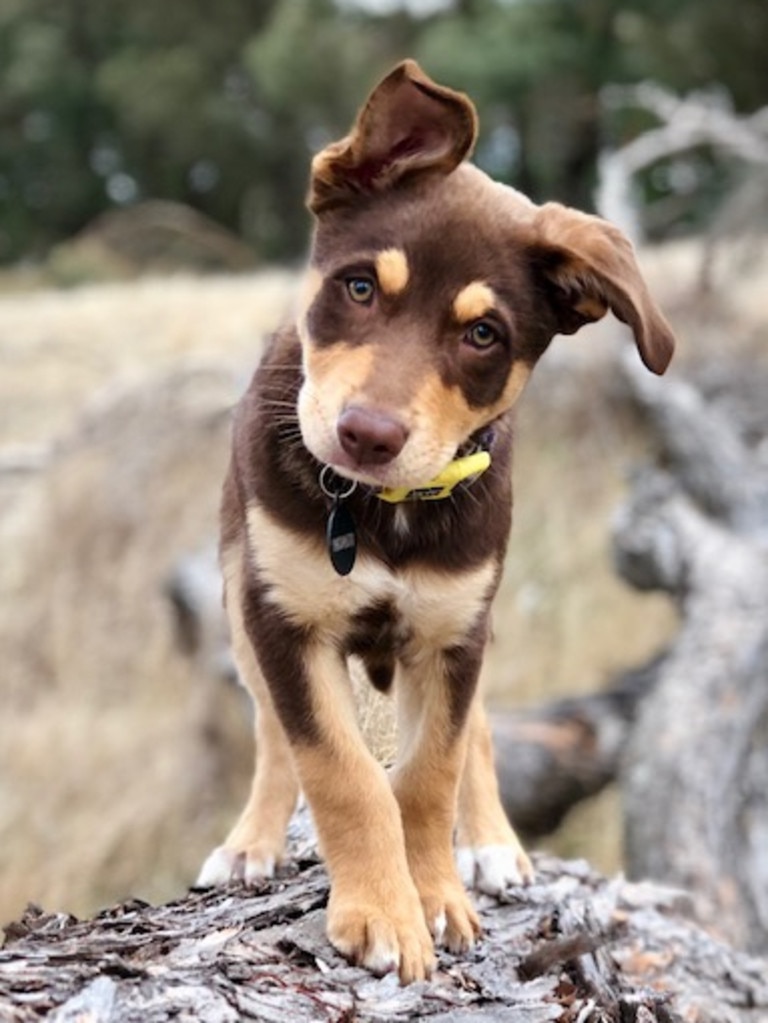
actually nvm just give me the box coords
[326,497,357,576]
[319,466,358,576]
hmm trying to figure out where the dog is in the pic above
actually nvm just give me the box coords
[196,60,674,982]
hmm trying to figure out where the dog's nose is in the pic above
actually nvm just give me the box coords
[337,407,408,465]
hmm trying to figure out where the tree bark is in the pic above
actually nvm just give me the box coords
[614,353,768,955]
[490,656,662,839]
[2,820,767,1023]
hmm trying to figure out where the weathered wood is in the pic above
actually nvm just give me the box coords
[614,353,768,954]
[2,821,767,1023]
[491,656,662,838]
[617,354,768,535]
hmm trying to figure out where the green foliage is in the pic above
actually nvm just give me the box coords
[0,0,766,266]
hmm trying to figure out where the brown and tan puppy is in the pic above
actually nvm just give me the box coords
[197,60,674,982]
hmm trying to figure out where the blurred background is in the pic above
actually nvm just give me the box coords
[1,0,767,937]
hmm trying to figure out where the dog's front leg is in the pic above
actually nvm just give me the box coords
[456,695,534,893]
[197,541,300,886]
[391,642,483,953]
[248,600,435,983]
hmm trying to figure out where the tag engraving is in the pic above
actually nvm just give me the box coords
[326,499,357,576]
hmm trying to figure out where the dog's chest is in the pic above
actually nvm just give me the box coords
[246,501,496,652]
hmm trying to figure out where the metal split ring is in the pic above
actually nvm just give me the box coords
[318,465,357,500]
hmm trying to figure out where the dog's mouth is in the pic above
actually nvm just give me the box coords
[322,453,438,492]
[319,425,495,500]
[297,385,495,496]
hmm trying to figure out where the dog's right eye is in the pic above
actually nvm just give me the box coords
[345,276,375,304]
[465,320,501,350]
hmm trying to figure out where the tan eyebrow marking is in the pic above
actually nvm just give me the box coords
[375,248,410,296]
[452,281,496,322]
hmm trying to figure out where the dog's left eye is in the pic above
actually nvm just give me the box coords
[345,276,375,304]
[466,320,500,349]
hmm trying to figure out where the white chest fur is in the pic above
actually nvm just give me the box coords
[245,502,496,650]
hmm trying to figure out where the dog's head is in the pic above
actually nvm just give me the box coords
[297,60,674,490]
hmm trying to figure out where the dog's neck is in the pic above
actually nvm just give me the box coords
[319,426,497,575]
[376,426,495,503]
[320,424,495,506]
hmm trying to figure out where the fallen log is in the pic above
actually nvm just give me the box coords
[490,655,663,839]
[2,817,767,1023]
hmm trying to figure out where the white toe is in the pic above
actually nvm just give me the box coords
[195,845,276,887]
[456,844,532,895]
[196,846,241,887]
[430,910,447,945]
[363,940,399,976]
[455,846,477,888]
[244,854,275,884]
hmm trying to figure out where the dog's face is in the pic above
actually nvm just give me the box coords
[297,61,674,490]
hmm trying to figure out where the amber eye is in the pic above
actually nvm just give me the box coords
[466,320,500,349]
[346,276,375,304]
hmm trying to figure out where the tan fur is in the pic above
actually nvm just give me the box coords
[574,294,608,321]
[242,500,489,958]
[393,659,480,951]
[404,563,496,648]
[457,697,532,875]
[298,343,532,495]
[492,361,532,417]
[212,543,299,874]
[295,733,435,981]
[407,367,532,480]
[375,248,410,296]
[301,335,377,385]
[298,343,377,468]
[309,138,349,196]
[412,370,478,450]
[452,281,497,323]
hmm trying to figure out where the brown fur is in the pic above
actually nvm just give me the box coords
[197,60,675,983]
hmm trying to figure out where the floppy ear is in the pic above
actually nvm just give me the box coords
[308,60,477,213]
[531,202,675,375]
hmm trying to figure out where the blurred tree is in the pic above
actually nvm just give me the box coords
[236,0,409,257]
[417,0,768,214]
[0,0,280,262]
[0,0,766,267]
[618,0,768,112]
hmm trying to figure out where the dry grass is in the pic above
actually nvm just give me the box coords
[0,270,295,449]
[0,273,294,923]
[1,242,763,927]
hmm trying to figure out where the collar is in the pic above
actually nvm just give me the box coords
[377,424,495,503]
[376,449,490,503]
[320,427,495,575]
[319,426,494,506]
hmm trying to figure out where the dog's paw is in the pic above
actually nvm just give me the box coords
[195,844,277,887]
[456,843,535,896]
[419,880,481,954]
[327,894,436,983]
